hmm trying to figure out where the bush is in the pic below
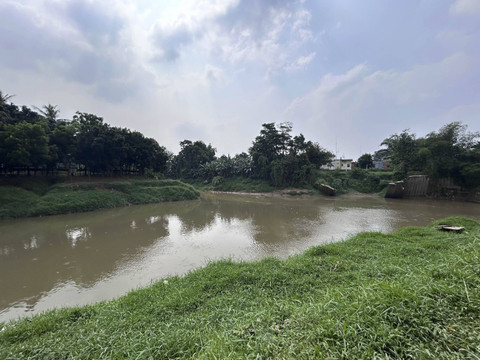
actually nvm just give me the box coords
[392,171,405,181]
[350,168,365,180]
[312,169,393,194]
[212,176,224,186]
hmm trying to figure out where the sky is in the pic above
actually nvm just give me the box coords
[1,0,479,159]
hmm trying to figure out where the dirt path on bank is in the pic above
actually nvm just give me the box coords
[205,188,314,197]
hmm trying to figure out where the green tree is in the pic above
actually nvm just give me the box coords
[357,154,374,169]
[422,122,480,183]
[249,123,292,180]
[34,104,60,130]
[381,130,417,175]
[459,140,480,188]
[305,142,334,168]
[249,123,333,186]
[49,121,78,171]
[232,153,252,177]
[0,122,50,174]
[373,148,391,161]
[174,140,216,178]
[0,91,14,106]
[74,112,109,175]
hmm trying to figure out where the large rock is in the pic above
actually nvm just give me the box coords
[315,183,336,196]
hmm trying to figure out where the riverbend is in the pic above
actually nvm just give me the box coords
[1,193,478,322]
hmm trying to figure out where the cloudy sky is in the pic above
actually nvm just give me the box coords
[1,0,479,159]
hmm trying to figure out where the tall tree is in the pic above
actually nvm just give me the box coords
[174,140,216,178]
[0,122,50,174]
[423,122,480,180]
[74,112,109,175]
[50,120,78,172]
[381,130,417,175]
[305,142,334,168]
[34,104,60,130]
[0,91,14,105]
[357,154,374,169]
[249,123,290,179]
[249,122,333,186]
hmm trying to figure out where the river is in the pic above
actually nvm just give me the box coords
[1,193,478,323]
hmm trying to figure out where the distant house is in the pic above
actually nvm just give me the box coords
[373,160,391,170]
[321,158,354,171]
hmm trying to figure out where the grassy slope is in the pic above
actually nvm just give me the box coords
[1,217,479,359]
[314,169,393,195]
[0,179,200,218]
[189,171,393,195]
[186,176,276,193]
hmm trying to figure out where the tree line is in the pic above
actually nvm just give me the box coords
[0,91,334,186]
[170,122,335,187]
[370,122,480,188]
[0,92,169,176]
[1,90,479,189]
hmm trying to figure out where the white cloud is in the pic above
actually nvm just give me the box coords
[292,9,312,31]
[284,53,479,158]
[2,0,479,159]
[284,52,316,71]
[149,0,314,78]
[0,0,153,102]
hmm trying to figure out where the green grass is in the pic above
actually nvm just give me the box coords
[0,177,59,195]
[0,179,200,218]
[185,171,393,196]
[1,217,479,358]
[0,186,40,218]
[314,169,392,195]
[188,176,276,193]
[189,171,392,196]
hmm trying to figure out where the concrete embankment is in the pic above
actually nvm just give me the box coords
[386,175,480,202]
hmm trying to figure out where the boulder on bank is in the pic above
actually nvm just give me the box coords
[436,225,465,233]
[315,183,336,196]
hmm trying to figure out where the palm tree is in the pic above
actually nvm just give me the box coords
[34,104,60,129]
[34,104,59,120]
[0,91,15,105]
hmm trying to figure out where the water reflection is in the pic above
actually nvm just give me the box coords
[66,227,91,247]
[24,236,39,250]
[0,193,478,322]
[0,206,171,315]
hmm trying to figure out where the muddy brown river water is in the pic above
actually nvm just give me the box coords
[1,193,478,322]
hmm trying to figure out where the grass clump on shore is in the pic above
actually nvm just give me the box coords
[314,169,392,195]
[188,176,276,193]
[0,178,200,218]
[1,217,479,359]
[190,171,392,196]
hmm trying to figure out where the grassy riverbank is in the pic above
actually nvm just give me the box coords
[1,217,479,358]
[0,178,200,219]
[186,176,277,193]
[314,169,393,195]
[188,170,392,195]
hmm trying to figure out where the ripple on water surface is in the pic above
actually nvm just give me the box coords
[1,194,478,322]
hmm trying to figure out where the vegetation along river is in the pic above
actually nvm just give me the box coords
[1,193,479,323]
